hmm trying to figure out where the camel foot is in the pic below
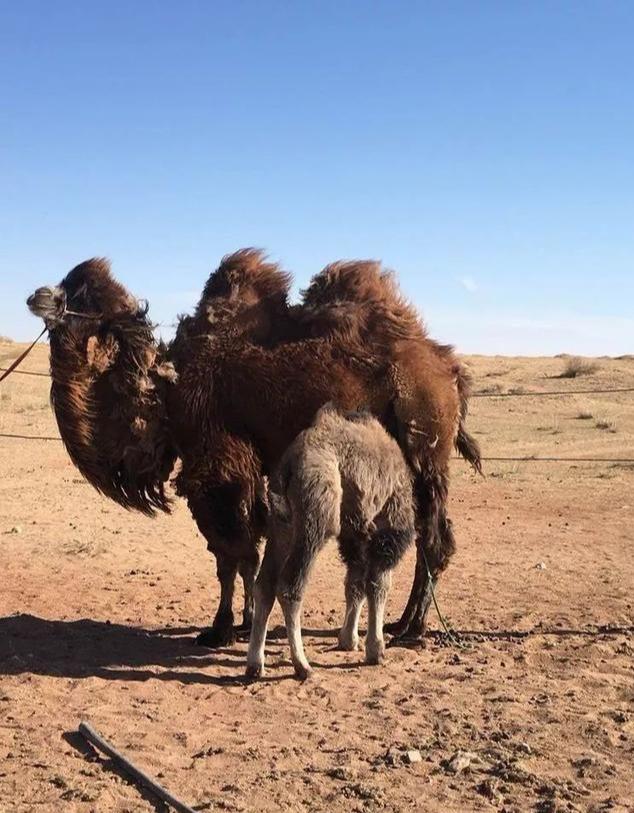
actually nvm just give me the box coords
[387,629,427,649]
[195,626,237,649]
[388,634,427,649]
[337,629,360,652]
[245,663,263,681]
[365,639,386,665]
[293,664,313,681]
[235,620,252,633]
[383,619,408,636]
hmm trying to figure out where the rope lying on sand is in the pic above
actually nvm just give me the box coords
[427,623,634,646]
[78,722,197,813]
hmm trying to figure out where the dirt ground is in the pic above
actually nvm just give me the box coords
[1,342,633,813]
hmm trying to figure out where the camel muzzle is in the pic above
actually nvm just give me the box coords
[27,285,67,328]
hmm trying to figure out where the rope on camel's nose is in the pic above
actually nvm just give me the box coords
[29,287,103,324]
[3,289,104,385]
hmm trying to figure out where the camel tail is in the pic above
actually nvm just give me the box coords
[456,424,482,475]
[453,361,483,475]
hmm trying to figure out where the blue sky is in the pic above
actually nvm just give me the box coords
[1,1,633,353]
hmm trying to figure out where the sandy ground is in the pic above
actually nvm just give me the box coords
[1,343,633,813]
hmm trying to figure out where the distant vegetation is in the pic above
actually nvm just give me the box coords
[0,335,14,343]
[595,418,616,432]
[559,356,599,378]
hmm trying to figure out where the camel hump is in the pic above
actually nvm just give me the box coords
[300,260,426,343]
[301,260,385,308]
[197,248,292,313]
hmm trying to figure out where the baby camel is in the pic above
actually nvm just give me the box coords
[246,405,416,680]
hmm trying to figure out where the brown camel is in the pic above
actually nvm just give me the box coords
[27,250,480,647]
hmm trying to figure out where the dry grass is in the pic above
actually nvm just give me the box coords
[576,410,594,420]
[595,418,616,432]
[477,383,502,395]
[536,415,561,434]
[559,356,599,378]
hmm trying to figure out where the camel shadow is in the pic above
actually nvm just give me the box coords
[0,613,248,685]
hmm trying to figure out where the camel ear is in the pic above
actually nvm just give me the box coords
[86,334,120,373]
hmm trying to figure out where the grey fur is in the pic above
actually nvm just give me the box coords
[246,404,416,680]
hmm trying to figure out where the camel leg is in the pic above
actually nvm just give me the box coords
[278,594,311,681]
[365,569,391,664]
[391,511,455,643]
[236,554,261,633]
[246,544,278,679]
[384,539,426,637]
[277,534,326,680]
[196,554,238,648]
[338,561,366,652]
[407,570,436,636]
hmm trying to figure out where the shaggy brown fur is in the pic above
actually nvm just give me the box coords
[27,259,176,515]
[186,248,293,346]
[246,405,416,679]
[291,258,481,636]
[28,249,481,647]
[167,251,479,645]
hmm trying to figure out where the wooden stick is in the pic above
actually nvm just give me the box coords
[78,721,198,813]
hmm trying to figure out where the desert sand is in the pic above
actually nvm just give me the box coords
[1,342,632,813]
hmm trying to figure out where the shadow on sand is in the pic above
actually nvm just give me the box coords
[0,613,250,685]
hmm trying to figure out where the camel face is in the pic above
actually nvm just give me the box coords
[27,285,67,329]
[27,258,141,334]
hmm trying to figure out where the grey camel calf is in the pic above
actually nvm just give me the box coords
[246,404,416,680]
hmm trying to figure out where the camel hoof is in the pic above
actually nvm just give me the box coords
[386,633,426,650]
[294,664,313,681]
[195,626,237,649]
[235,620,252,634]
[337,633,360,652]
[245,664,263,680]
[383,620,406,636]
[365,642,386,665]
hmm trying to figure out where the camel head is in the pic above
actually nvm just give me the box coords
[27,257,140,331]
[27,259,177,515]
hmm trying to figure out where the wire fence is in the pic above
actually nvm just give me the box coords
[472,386,634,397]
[0,367,49,378]
[4,364,634,396]
[2,361,633,464]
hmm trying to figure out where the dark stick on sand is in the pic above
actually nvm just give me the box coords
[79,721,198,813]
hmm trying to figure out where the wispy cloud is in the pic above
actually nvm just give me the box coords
[458,275,478,293]
[426,308,634,356]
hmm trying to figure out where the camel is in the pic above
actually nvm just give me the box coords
[27,250,480,647]
[246,405,416,680]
